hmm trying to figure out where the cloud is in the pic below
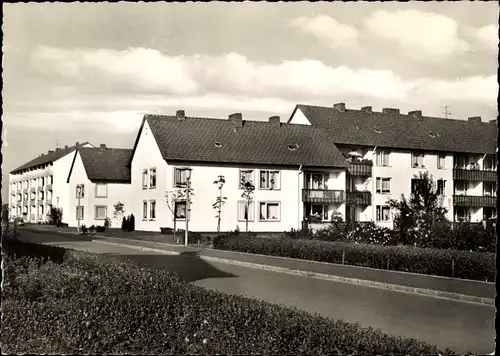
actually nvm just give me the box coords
[290,15,359,49]
[474,24,498,50]
[364,9,470,60]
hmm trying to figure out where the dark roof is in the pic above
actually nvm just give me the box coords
[292,104,497,154]
[77,147,132,182]
[11,142,92,174]
[133,114,347,168]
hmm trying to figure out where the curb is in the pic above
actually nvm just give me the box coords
[92,239,494,306]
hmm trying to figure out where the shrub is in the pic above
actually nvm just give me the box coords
[103,217,111,229]
[2,249,453,355]
[128,214,135,232]
[122,216,128,231]
[161,227,173,234]
[213,235,495,281]
[49,207,63,226]
[96,226,106,233]
[81,225,88,235]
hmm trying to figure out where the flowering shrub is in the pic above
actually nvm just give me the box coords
[2,245,452,355]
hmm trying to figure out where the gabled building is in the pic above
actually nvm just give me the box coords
[288,103,498,226]
[66,145,132,228]
[9,142,94,223]
[127,111,348,232]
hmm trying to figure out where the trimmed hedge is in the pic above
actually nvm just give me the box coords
[2,244,454,355]
[214,235,495,282]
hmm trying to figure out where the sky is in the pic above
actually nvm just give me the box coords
[2,2,499,200]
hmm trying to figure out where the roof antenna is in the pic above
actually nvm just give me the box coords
[442,105,451,119]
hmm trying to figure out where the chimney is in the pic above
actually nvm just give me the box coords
[64,145,68,149]
[489,119,497,124]
[48,150,55,154]
[468,116,482,124]
[228,113,243,128]
[100,144,107,150]
[361,106,372,113]
[76,142,80,146]
[409,110,423,120]
[176,110,186,120]
[41,153,45,157]
[55,148,61,152]
[269,116,281,127]
[334,102,346,112]
[382,108,400,115]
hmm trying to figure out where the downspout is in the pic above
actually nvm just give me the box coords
[372,146,378,223]
[298,165,303,230]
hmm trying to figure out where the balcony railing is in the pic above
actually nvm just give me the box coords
[22,188,28,194]
[453,169,497,182]
[16,201,22,207]
[30,187,36,193]
[46,184,53,191]
[37,186,44,192]
[346,190,372,205]
[46,197,53,205]
[347,161,373,177]
[302,189,344,204]
[11,191,15,196]
[453,195,496,208]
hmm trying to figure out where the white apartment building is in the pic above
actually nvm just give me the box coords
[288,103,497,227]
[9,142,94,224]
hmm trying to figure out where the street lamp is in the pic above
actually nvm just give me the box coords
[180,168,192,247]
[76,184,83,233]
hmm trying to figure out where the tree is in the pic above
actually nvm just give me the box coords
[166,189,184,243]
[49,207,63,226]
[2,204,9,224]
[128,214,135,232]
[121,216,127,231]
[113,202,125,224]
[213,175,227,233]
[241,176,255,233]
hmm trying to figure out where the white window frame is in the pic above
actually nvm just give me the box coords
[306,173,329,190]
[259,170,281,190]
[483,182,496,197]
[456,207,470,222]
[309,203,329,221]
[376,150,390,167]
[143,200,148,220]
[454,181,468,195]
[95,183,108,198]
[149,168,157,189]
[174,168,188,187]
[454,155,467,169]
[259,201,281,221]
[239,169,254,189]
[411,151,425,168]
[437,179,446,195]
[76,184,85,198]
[142,169,149,189]
[376,177,391,194]
[76,206,84,220]
[149,200,156,220]
[437,154,446,169]
[237,200,255,222]
[483,155,497,171]
[94,205,107,220]
[376,205,391,222]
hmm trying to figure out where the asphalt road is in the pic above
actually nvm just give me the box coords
[13,231,496,354]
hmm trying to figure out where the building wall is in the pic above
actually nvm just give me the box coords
[288,108,311,125]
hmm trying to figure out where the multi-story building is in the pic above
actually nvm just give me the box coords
[9,142,94,224]
[288,103,497,226]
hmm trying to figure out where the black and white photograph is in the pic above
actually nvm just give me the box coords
[2,2,498,355]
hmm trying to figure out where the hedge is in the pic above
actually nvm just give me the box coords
[213,235,495,282]
[2,243,454,355]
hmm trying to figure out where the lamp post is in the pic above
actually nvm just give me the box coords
[181,168,192,247]
[76,184,83,233]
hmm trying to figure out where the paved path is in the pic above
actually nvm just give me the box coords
[13,230,496,355]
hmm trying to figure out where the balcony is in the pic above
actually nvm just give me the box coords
[46,184,53,191]
[346,190,372,205]
[347,160,373,177]
[302,189,344,204]
[46,197,53,205]
[30,187,36,193]
[16,201,22,207]
[30,197,36,205]
[453,195,496,208]
[23,188,28,194]
[453,169,497,182]
[37,186,44,192]
[11,191,15,196]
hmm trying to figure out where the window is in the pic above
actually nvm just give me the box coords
[437,180,446,195]
[376,178,391,194]
[174,168,188,187]
[454,181,468,195]
[259,170,281,190]
[76,206,84,220]
[376,205,391,221]
[455,207,469,222]
[411,152,425,167]
[483,155,497,171]
[49,175,53,185]
[149,168,157,188]
[237,201,255,222]
[76,185,85,198]
[454,155,467,169]
[143,201,148,220]
[239,170,254,188]
[375,150,390,166]
[306,173,329,190]
[484,182,496,197]
[309,204,329,221]
[142,169,148,189]
[174,201,189,220]
[437,154,446,169]
[411,179,423,194]
[259,202,280,221]
[150,200,156,220]
[95,206,107,220]
[39,191,44,200]
[40,177,45,186]
[95,183,108,198]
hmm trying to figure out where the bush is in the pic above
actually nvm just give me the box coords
[49,207,63,226]
[122,216,128,231]
[161,227,173,234]
[128,214,135,232]
[96,226,106,233]
[214,235,495,281]
[2,248,453,355]
[81,225,88,235]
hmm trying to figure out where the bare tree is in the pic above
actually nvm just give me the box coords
[241,177,255,233]
[213,175,227,233]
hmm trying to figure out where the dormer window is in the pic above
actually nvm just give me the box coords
[214,142,222,148]
[288,144,299,151]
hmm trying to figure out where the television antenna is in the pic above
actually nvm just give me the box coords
[442,105,451,119]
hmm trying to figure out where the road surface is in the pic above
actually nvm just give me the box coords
[13,231,496,354]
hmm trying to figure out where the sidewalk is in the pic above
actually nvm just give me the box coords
[21,227,496,305]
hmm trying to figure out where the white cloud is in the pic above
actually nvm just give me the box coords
[290,15,359,49]
[364,10,470,60]
[474,25,498,50]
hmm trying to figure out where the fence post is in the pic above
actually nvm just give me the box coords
[342,250,345,265]
[452,259,455,278]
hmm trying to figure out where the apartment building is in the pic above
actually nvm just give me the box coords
[288,103,497,227]
[66,145,132,229]
[9,142,94,224]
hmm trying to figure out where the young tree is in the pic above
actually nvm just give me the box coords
[241,176,255,233]
[165,189,183,243]
[113,202,125,225]
[49,207,63,226]
[129,214,135,232]
[212,175,227,233]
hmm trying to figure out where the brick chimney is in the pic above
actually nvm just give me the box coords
[409,110,423,120]
[176,110,186,120]
[269,116,281,127]
[100,144,107,150]
[361,106,372,113]
[334,102,346,112]
[229,113,243,129]
[382,108,400,115]
[468,116,481,124]
[55,148,61,152]
[64,145,68,149]
[48,150,55,154]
